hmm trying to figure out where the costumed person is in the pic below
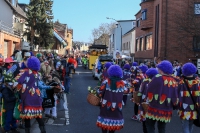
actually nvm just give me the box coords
[13,56,46,133]
[44,76,62,120]
[130,62,139,79]
[96,65,128,133]
[122,64,131,105]
[0,71,20,133]
[177,63,200,133]
[36,53,43,63]
[21,52,31,69]
[145,60,179,133]
[4,57,20,78]
[100,62,112,82]
[40,60,52,83]
[137,68,158,133]
[131,65,148,121]
[63,58,74,94]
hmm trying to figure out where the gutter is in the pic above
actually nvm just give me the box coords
[164,0,168,59]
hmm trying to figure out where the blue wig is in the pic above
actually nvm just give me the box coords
[157,60,173,74]
[107,65,123,78]
[146,68,158,79]
[139,65,148,73]
[182,63,197,76]
[132,62,138,66]
[123,64,131,70]
[104,62,112,69]
[27,56,41,71]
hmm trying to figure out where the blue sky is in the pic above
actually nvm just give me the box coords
[18,0,141,42]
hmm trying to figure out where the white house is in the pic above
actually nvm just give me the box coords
[109,20,136,58]
[0,0,27,58]
[122,28,135,61]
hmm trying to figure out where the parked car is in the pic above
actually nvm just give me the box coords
[92,55,113,80]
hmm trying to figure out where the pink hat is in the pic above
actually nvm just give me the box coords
[5,57,15,63]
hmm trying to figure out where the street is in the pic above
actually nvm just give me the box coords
[18,66,199,133]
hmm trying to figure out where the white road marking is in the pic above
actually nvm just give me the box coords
[64,93,70,125]
[75,71,92,74]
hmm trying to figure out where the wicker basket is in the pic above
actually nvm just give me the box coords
[87,86,100,106]
[141,102,149,113]
[133,91,140,103]
[87,93,100,106]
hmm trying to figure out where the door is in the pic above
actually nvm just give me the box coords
[3,41,8,59]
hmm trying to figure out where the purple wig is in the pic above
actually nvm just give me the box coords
[146,68,158,79]
[157,60,173,74]
[132,62,138,66]
[27,56,41,71]
[182,63,197,76]
[104,62,112,69]
[139,65,148,73]
[123,64,131,70]
[107,65,123,78]
[110,62,114,65]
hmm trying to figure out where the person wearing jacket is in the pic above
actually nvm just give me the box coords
[145,60,179,133]
[177,63,200,133]
[0,71,20,133]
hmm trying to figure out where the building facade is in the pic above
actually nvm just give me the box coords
[134,0,200,65]
[54,20,73,55]
[0,0,27,58]
[109,20,136,56]
[122,28,135,60]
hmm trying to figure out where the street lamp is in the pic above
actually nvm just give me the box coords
[106,17,122,52]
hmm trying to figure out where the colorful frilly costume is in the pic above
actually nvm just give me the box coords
[96,79,128,131]
[14,57,43,119]
[177,63,200,120]
[146,74,179,122]
[96,65,128,131]
[137,68,158,121]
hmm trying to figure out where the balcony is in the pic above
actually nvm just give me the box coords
[0,20,21,37]
[140,0,154,30]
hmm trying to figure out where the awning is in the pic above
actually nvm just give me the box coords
[53,31,67,47]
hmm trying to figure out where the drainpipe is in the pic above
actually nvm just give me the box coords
[164,0,168,59]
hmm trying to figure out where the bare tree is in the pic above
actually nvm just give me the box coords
[89,22,116,46]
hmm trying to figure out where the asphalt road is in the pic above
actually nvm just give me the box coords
[19,66,199,133]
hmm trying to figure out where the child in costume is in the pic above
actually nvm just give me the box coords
[130,62,139,79]
[177,63,200,133]
[96,65,128,133]
[145,60,179,133]
[137,68,158,133]
[0,71,20,133]
[131,65,148,121]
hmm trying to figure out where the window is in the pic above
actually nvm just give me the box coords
[193,36,200,51]
[194,3,200,15]
[136,19,140,27]
[142,9,147,20]
[139,37,143,51]
[136,39,139,51]
[145,34,153,50]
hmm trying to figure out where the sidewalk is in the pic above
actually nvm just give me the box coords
[18,93,69,133]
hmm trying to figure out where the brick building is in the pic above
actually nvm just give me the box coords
[134,0,200,65]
